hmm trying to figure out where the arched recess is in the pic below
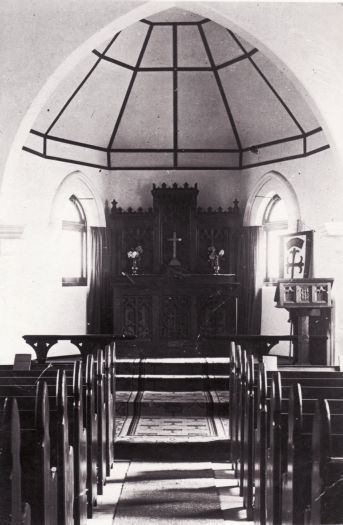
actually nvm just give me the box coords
[47,170,105,357]
[50,170,106,230]
[243,171,301,232]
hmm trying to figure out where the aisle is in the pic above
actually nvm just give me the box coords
[91,460,252,524]
[88,358,252,523]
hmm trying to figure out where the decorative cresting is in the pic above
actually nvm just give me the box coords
[108,182,240,274]
[23,8,329,170]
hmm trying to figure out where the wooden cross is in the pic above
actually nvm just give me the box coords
[167,231,182,265]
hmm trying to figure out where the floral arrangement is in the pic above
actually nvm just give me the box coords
[208,246,225,260]
[208,246,224,274]
[127,245,143,259]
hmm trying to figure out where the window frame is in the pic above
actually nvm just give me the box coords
[62,195,87,287]
[263,195,288,283]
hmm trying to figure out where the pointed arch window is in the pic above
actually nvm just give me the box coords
[263,195,288,282]
[61,195,87,286]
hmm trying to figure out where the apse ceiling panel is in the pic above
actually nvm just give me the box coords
[219,60,301,147]
[146,8,205,23]
[50,61,132,147]
[201,22,247,66]
[306,129,328,153]
[104,21,148,66]
[110,152,173,168]
[177,26,210,67]
[140,26,172,68]
[178,71,238,149]
[46,139,106,167]
[179,152,239,168]
[31,53,101,132]
[112,72,173,149]
[253,53,321,132]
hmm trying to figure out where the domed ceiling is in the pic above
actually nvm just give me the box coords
[24,8,329,171]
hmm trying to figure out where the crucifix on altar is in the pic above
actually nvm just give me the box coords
[168,231,182,266]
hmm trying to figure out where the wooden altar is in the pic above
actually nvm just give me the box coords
[108,183,242,356]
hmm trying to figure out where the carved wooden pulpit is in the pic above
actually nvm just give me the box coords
[275,278,334,364]
[107,183,242,357]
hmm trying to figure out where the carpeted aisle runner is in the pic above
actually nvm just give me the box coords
[113,462,225,524]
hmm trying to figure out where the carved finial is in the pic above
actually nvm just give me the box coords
[162,183,167,189]
[127,207,133,213]
[112,199,118,210]
[138,207,143,213]
[184,182,189,188]
[173,182,178,189]
[233,199,239,209]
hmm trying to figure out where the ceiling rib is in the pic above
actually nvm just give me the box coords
[228,29,306,139]
[173,25,178,167]
[44,31,121,155]
[198,24,243,166]
[92,47,259,72]
[106,25,153,168]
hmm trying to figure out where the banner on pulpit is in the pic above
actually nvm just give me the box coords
[279,230,313,279]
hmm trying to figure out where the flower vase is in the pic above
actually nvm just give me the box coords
[131,258,139,275]
[213,256,220,275]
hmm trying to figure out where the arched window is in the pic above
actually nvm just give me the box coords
[263,194,288,281]
[61,195,87,286]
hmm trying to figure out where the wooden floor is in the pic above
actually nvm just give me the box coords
[90,460,252,524]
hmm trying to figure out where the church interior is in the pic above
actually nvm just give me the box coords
[1,1,343,524]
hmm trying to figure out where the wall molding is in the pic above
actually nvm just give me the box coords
[0,225,25,239]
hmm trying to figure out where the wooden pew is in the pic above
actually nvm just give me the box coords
[281,385,343,525]
[0,372,74,525]
[43,347,112,498]
[0,397,31,525]
[0,343,115,523]
[229,343,242,477]
[85,354,98,516]
[104,345,114,475]
[230,355,341,524]
[0,352,105,516]
[257,373,343,525]
[238,350,248,493]
[265,372,343,525]
[0,381,58,524]
[0,363,88,524]
[309,398,343,524]
[242,354,255,520]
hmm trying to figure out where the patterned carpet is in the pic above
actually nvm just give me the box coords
[115,390,229,442]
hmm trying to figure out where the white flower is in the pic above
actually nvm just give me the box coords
[127,246,143,259]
